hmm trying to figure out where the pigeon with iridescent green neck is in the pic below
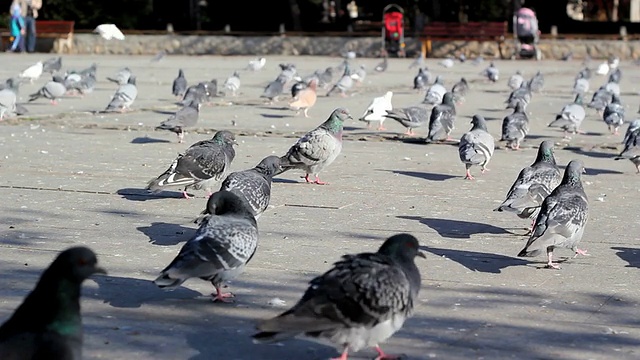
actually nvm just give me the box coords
[0,247,106,360]
[278,108,352,185]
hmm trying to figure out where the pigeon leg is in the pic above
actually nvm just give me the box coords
[574,248,590,257]
[303,108,310,118]
[404,128,414,136]
[481,166,490,174]
[50,99,58,105]
[464,169,475,180]
[374,345,401,360]
[635,164,640,174]
[330,348,349,360]
[377,123,387,131]
[212,285,235,303]
[314,175,328,185]
[303,174,313,183]
[182,191,192,199]
[545,250,561,269]
[178,131,185,144]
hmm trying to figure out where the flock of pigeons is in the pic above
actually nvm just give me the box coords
[0,52,639,360]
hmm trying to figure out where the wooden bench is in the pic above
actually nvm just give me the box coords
[420,21,508,58]
[0,20,74,53]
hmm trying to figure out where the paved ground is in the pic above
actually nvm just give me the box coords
[0,53,639,360]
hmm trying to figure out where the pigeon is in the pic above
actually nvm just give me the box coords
[426,92,456,142]
[615,120,640,173]
[608,55,620,70]
[277,108,351,185]
[316,67,334,88]
[106,67,131,85]
[76,63,97,78]
[172,69,188,98]
[501,101,529,150]
[350,64,367,84]
[573,73,590,96]
[458,115,495,180]
[202,79,218,102]
[0,89,17,120]
[549,94,586,136]
[146,130,237,198]
[104,76,138,112]
[150,50,166,63]
[518,160,589,269]
[261,76,286,103]
[66,73,96,96]
[439,58,454,68]
[154,190,258,302]
[561,51,573,61]
[451,77,469,104]
[596,61,609,76]
[14,103,28,116]
[494,140,562,220]
[19,61,43,83]
[326,63,354,97]
[384,105,429,136]
[359,91,393,131]
[290,79,307,99]
[252,233,425,360]
[289,78,318,118]
[181,83,210,107]
[344,51,357,59]
[413,67,431,90]
[603,94,625,135]
[483,62,499,82]
[209,156,284,219]
[458,54,467,62]
[576,67,591,80]
[508,71,525,90]
[374,57,388,72]
[156,100,201,143]
[0,247,105,360]
[223,71,241,97]
[42,56,62,74]
[423,76,446,105]
[608,68,622,84]
[94,24,125,40]
[528,71,544,93]
[0,78,20,93]
[28,78,67,105]
[408,53,425,69]
[506,82,532,110]
[587,85,611,113]
[278,63,298,84]
[471,56,484,65]
[604,81,620,97]
[246,57,267,71]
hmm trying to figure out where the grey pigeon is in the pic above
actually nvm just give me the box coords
[508,71,524,90]
[0,78,20,93]
[76,63,97,78]
[0,89,17,120]
[604,81,620,97]
[66,73,96,96]
[451,77,469,104]
[316,67,334,88]
[326,63,354,97]
[150,50,166,63]
[528,71,544,93]
[154,190,258,302]
[223,71,241,97]
[181,83,210,106]
[350,64,367,84]
[587,85,611,113]
[290,80,307,99]
[0,247,105,360]
[14,103,28,116]
[458,115,495,180]
[549,94,586,136]
[426,92,457,142]
[573,74,589,96]
[172,69,188,98]
[28,78,67,105]
[106,67,131,85]
[374,57,388,72]
[603,94,625,134]
[501,102,529,150]
[506,82,532,110]
[472,56,484,65]
[423,76,446,105]
[413,67,430,90]
[483,62,499,82]
[104,76,138,112]
[203,79,218,102]
[494,140,562,220]
[576,67,591,80]
[384,105,429,136]
[561,51,573,61]
[146,130,237,198]
[608,68,622,84]
[261,76,286,103]
[156,100,201,143]
[408,53,425,69]
[615,120,640,173]
[42,56,62,74]
[278,63,298,83]
[518,160,589,269]
[208,155,284,219]
[253,233,424,360]
[277,108,351,185]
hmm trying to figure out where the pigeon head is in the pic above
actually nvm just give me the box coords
[178,69,184,77]
[233,71,240,78]
[563,160,586,185]
[536,140,557,165]
[378,234,426,263]
[323,108,352,132]
[205,190,253,218]
[434,75,443,84]
[442,92,454,105]
[629,119,640,132]
[50,247,106,283]
[470,115,488,132]
[255,155,284,177]
[212,130,237,146]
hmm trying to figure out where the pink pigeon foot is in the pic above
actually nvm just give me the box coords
[314,175,328,185]
[330,349,349,360]
[374,345,401,360]
[50,100,58,105]
[574,248,590,257]
[377,125,387,131]
[182,191,192,199]
[212,286,235,303]
[303,174,313,183]
[545,251,561,269]
[464,170,475,180]
[481,167,490,174]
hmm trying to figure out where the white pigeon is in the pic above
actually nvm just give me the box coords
[358,91,393,131]
[94,24,125,40]
[246,57,266,71]
[596,62,609,76]
[439,58,454,68]
[20,61,43,83]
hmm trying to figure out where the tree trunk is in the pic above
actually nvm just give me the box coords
[288,0,302,31]
[613,0,619,21]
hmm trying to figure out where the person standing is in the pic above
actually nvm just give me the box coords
[9,2,25,52]
[19,0,41,53]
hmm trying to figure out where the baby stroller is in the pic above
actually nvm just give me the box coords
[513,7,541,60]
[381,4,405,58]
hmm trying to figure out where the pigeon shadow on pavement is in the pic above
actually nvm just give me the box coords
[117,187,191,201]
[397,216,512,239]
[137,222,197,246]
[272,177,302,184]
[421,246,529,273]
[380,169,457,181]
[91,274,202,308]
[562,146,619,159]
[555,163,624,175]
[611,247,640,268]
[260,113,294,119]
[130,136,172,144]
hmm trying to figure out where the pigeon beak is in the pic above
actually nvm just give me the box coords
[582,167,587,174]
[233,139,239,146]
[417,251,427,259]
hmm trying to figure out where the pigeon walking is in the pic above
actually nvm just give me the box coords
[28,77,67,105]
[359,91,393,131]
[0,247,105,360]
[104,76,138,112]
[587,85,611,113]
[603,94,625,135]
[181,83,210,107]
[408,53,425,69]
[413,67,431,91]
[106,67,131,85]
[506,82,532,110]
[518,160,589,269]
[384,105,429,136]
[483,62,499,82]
[223,71,241,97]
[423,76,446,105]
[326,64,353,97]
[528,71,544,93]
[426,92,456,142]
[573,73,590,96]
[277,108,351,185]
[172,69,188,98]
[614,120,640,173]
[20,61,43,83]
[501,102,529,150]
[261,76,286,104]
[451,77,469,105]
[494,140,562,220]
[508,71,524,90]
[42,56,62,74]
[154,190,258,302]
[458,115,495,180]
[146,130,237,198]
[289,78,317,118]
[156,100,201,143]
[374,57,388,72]
[246,57,267,71]
[0,89,17,120]
[549,94,586,137]
[252,233,425,360]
